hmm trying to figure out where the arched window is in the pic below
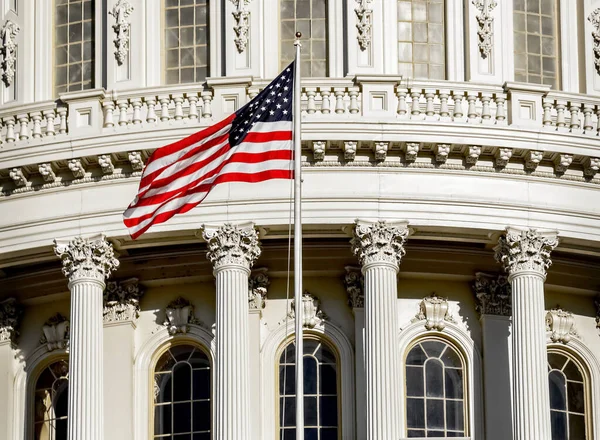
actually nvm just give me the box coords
[397,0,446,80]
[278,338,339,439]
[405,339,466,437]
[280,0,328,77]
[164,0,209,84]
[54,0,95,95]
[548,351,589,440]
[153,344,212,439]
[513,0,559,88]
[33,359,69,440]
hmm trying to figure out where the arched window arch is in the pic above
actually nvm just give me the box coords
[548,349,591,440]
[279,0,328,77]
[277,337,339,439]
[164,0,210,84]
[33,358,69,440]
[152,343,212,439]
[404,337,466,437]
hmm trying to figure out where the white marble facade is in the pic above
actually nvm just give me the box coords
[0,1,600,440]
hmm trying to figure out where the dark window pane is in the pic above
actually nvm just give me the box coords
[549,371,567,411]
[156,351,177,372]
[440,346,462,368]
[549,353,568,371]
[406,366,424,397]
[445,368,463,399]
[156,373,172,403]
[567,381,585,414]
[407,429,426,437]
[563,360,583,382]
[320,428,337,440]
[193,434,211,440]
[304,339,320,356]
[407,345,428,366]
[426,399,444,430]
[172,402,191,433]
[304,357,318,394]
[55,419,68,439]
[280,365,295,395]
[446,400,465,431]
[421,341,445,358]
[173,363,192,402]
[406,397,425,429]
[54,381,69,418]
[193,369,210,400]
[425,360,444,398]
[320,364,337,394]
[189,350,210,369]
[304,396,318,426]
[550,410,568,440]
[154,404,172,435]
[305,428,318,440]
[193,401,211,432]
[569,414,586,439]
[174,435,192,440]
[316,345,337,364]
[427,430,446,437]
[171,345,193,362]
[281,396,296,426]
[447,431,462,437]
[282,428,296,440]
[319,396,338,426]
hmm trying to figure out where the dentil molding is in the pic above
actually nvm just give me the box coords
[412,292,457,331]
[164,297,202,335]
[472,0,497,58]
[0,20,19,87]
[351,219,409,268]
[289,291,327,329]
[588,8,600,75]
[109,0,134,65]
[0,298,23,344]
[202,223,261,270]
[473,272,511,316]
[494,228,559,276]
[248,268,269,311]
[103,278,145,324]
[54,234,120,283]
[230,0,251,53]
[40,313,69,351]
[546,307,579,344]
[344,266,364,308]
[355,0,373,51]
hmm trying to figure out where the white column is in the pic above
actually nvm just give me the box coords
[54,235,119,440]
[202,223,261,440]
[0,298,23,440]
[494,227,558,440]
[351,220,409,440]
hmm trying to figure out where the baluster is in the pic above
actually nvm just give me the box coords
[18,115,30,140]
[410,90,422,118]
[582,104,594,134]
[117,100,129,126]
[542,98,553,127]
[188,93,199,120]
[348,88,360,114]
[103,101,115,127]
[396,88,408,117]
[424,90,435,118]
[173,94,184,120]
[306,88,317,114]
[159,96,171,121]
[466,93,478,122]
[320,89,331,114]
[334,88,345,114]
[4,117,15,142]
[131,98,143,124]
[439,91,450,119]
[481,93,492,122]
[145,97,157,123]
[555,101,566,129]
[452,91,464,120]
[43,110,56,136]
[495,94,507,123]
[201,91,212,118]
[31,112,42,138]
[57,107,68,134]
[569,102,581,131]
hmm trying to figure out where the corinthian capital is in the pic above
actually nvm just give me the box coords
[351,220,409,268]
[201,223,261,271]
[53,234,120,283]
[473,272,511,316]
[0,298,23,344]
[494,228,558,277]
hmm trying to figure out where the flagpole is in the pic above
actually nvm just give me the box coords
[293,32,304,440]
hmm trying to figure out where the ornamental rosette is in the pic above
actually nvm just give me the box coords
[103,278,144,323]
[351,220,409,268]
[473,272,511,316]
[344,266,364,308]
[494,228,558,276]
[54,235,120,283]
[202,223,261,271]
[0,298,23,344]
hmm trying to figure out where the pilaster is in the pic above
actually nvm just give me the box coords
[0,297,23,440]
[494,227,558,440]
[201,222,260,440]
[54,234,119,440]
[351,219,409,440]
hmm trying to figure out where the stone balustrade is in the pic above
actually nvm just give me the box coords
[0,100,68,144]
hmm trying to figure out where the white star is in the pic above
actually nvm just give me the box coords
[283,110,288,115]
[269,85,273,89]
[284,86,289,91]
[269,110,275,115]
[261,106,266,111]
[270,91,276,95]
[244,120,249,124]
[266,99,271,103]
[283,98,289,102]
[235,136,239,140]
[256,113,262,118]
[278,93,282,96]
[282,75,286,80]
[276,83,281,88]
[251,121,256,126]
[286,68,290,71]
[276,104,282,109]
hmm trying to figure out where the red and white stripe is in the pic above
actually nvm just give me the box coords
[123,117,293,239]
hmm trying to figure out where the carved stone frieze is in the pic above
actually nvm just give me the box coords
[312,141,326,161]
[584,157,600,178]
[40,313,69,351]
[351,220,409,268]
[435,144,451,163]
[98,154,115,175]
[525,150,543,171]
[473,0,497,58]
[412,293,456,331]
[54,235,120,283]
[0,298,23,343]
[495,147,513,167]
[588,8,600,74]
[465,145,482,165]
[103,278,144,323]
[1,20,20,87]
[553,154,573,174]
[290,291,327,329]
[494,228,558,276]
[344,266,364,308]
[230,0,252,53]
[546,307,579,344]
[9,167,27,187]
[405,142,420,162]
[355,0,373,51]
[202,223,261,271]
[38,163,56,182]
[373,142,388,161]
[344,141,357,160]
[473,272,511,316]
[109,0,134,65]
[248,268,269,311]
[68,159,86,178]
[164,297,201,335]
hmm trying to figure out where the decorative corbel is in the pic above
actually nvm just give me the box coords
[103,278,145,323]
[40,313,70,351]
[164,297,201,335]
[0,298,23,344]
[355,0,373,51]
[412,292,456,331]
[290,291,327,329]
[344,266,364,308]
[588,8,600,74]
[546,306,579,344]
[473,0,497,58]
[1,20,20,87]
[230,0,251,53]
[109,0,134,65]
[248,268,269,311]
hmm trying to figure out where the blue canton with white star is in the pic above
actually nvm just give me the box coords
[230,62,294,147]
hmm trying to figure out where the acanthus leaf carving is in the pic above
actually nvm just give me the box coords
[0,298,23,344]
[289,291,327,329]
[472,0,497,58]
[248,268,269,311]
[494,228,558,276]
[473,272,511,316]
[40,313,70,351]
[355,0,373,51]
[1,20,20,87]
[412,292,457,331]
[588,8,600,75]
[164,297,202,335]
[202,223,261,271]
[103,278,145,323]
[546,306,579,344]
[230,0,252,53]
[344,266,364,308]
[53,235,119,283]
[109,0,134,65]
[351,220,409,268]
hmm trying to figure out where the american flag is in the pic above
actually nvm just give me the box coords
[123,63,295,239]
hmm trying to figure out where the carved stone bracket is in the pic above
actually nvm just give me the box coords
[594,295,600,334]
[230,0,251,53]
[0,298,23,344]
[494,228,558,277]
[290,291,327,329]
[54,235,119,283]
[355,0,373,51]
[351,220,409,268]
[40,313,70,351]
[164,297,201,335]
[344,266,364,308]
[1,20,20,87]
[473,0,497,58]
[202,223,261,271]
[109,0,134,65]
[546,307,579,344]
[248,268,269,311]
[103,278,144,323]
[473,272,511,316]
[412,292,457,331]
[588,8,600,74]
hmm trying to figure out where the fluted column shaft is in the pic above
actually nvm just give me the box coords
[215,265,252,440]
